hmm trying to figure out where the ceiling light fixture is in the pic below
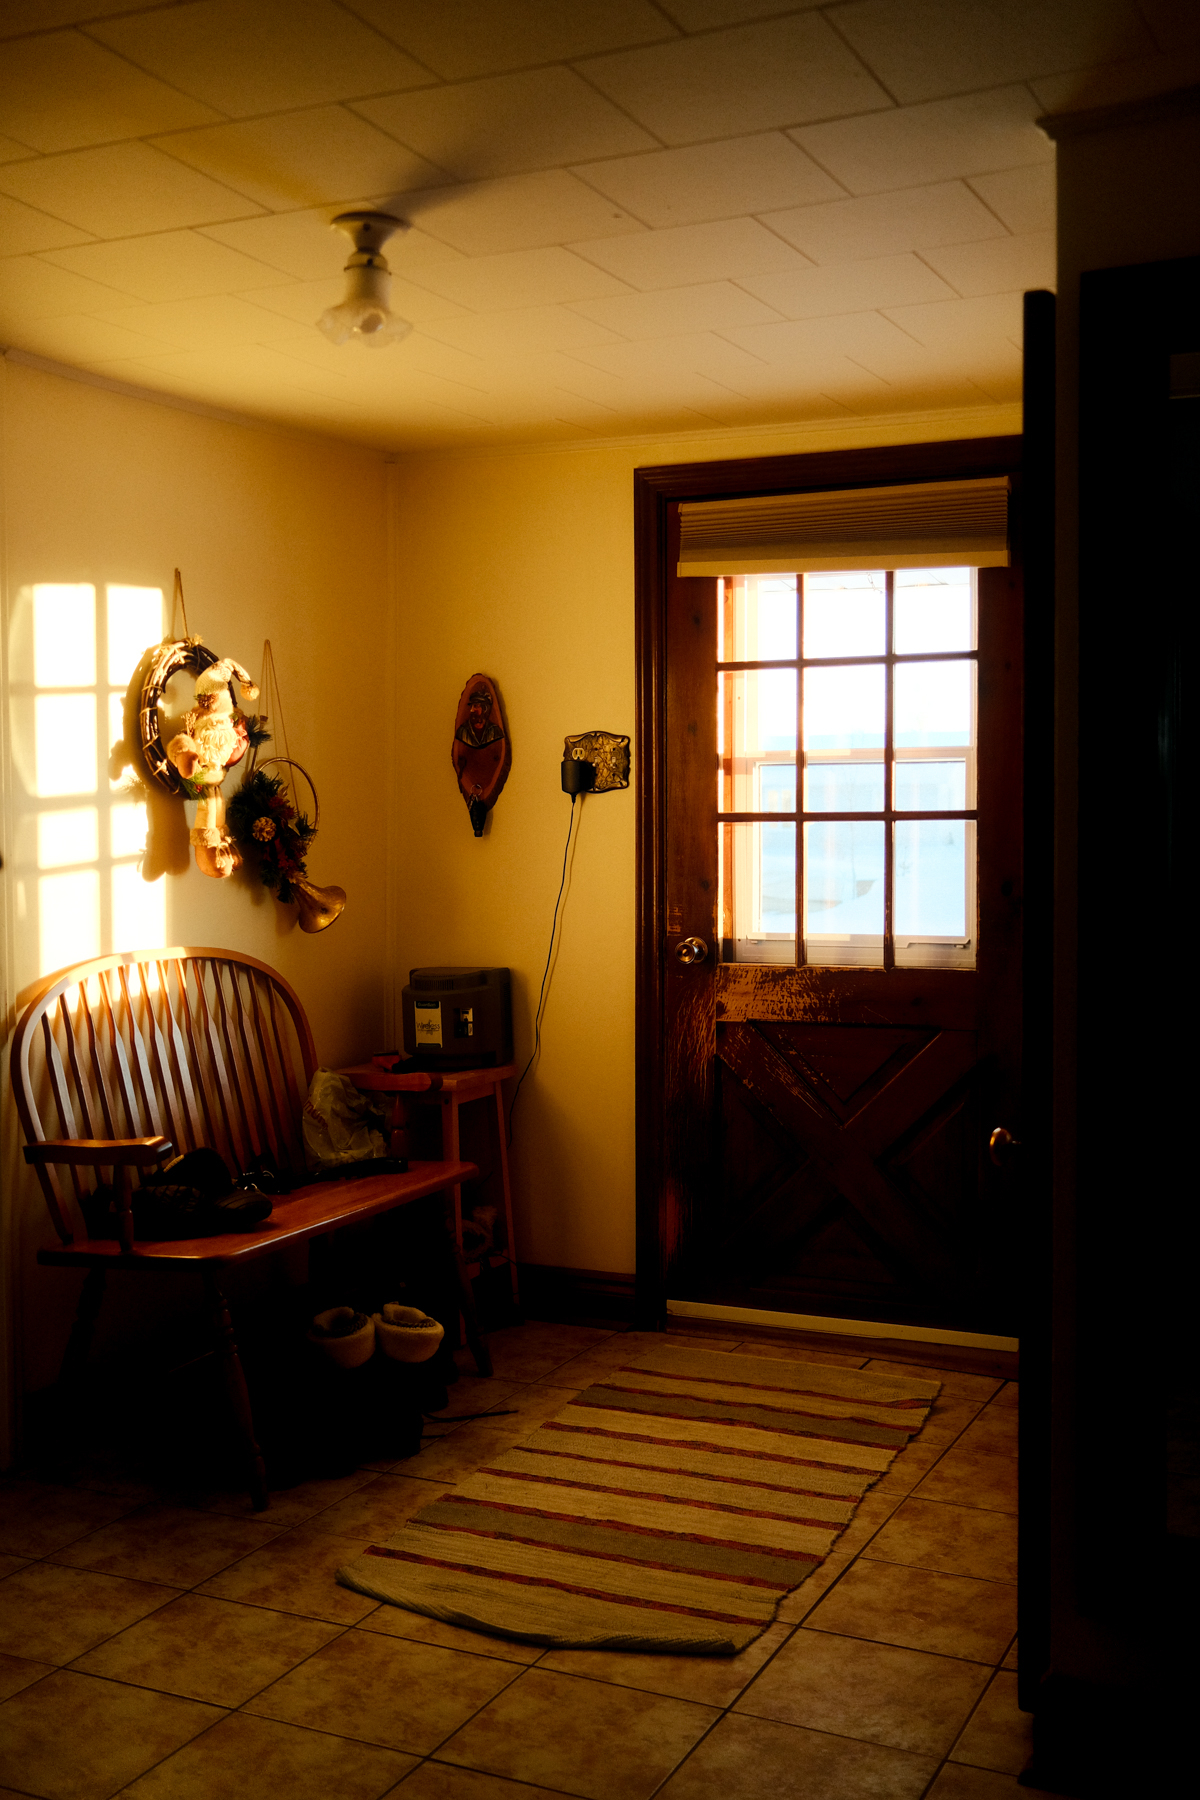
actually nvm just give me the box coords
[317,211,411,349]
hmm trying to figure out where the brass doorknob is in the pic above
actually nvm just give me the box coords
[989,1126,1021,1167]
[675,936,709,966]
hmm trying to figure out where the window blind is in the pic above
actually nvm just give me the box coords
[677,476,1010,575]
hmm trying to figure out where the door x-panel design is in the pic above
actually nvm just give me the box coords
[697,1020,996,1328]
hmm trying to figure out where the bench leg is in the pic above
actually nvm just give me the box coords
[204,1270,268,1512]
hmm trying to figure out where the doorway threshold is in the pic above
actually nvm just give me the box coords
[666,1299,1018,1354]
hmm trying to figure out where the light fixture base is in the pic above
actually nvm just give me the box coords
[331,210,408,257]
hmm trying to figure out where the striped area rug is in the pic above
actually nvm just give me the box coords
[337,1343,940,1655]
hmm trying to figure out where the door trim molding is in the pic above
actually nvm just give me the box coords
[633,437,1023,1331]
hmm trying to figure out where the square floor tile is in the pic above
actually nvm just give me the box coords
[460,1323,616,1383]
[865,1497,1017,1581]
[734,1626,990,1755]
[197,1522,380,1623]
[0,1561,173,1663]
[911,1441,1018,1514]
[829,1487,903,1558]
[355,1606,543,1663]
[244,1628,520,1754]
[538,1620,793,1708]
[774,1551,853,1623]
[119,1709,416,1799]
[51,1502,279,1585]
[657,1710,937,1800]
[193,1466,379,1527]
[804,1561,1016,1663]
[0,1477,136,1556]
[71,1592,343,1705]
[1002,1636,1018,1670]
[0,1652,55,1700]
[926,1766,1062,1798]
[438,1667,718,1800]
[864,1362,1003,1404]
[398,1766,580,1799]
[0,1668,221,1800]
[301,1472,446,1542]
[951,1670,1033,1775]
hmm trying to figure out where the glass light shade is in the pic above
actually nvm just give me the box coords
[317,259,411,349]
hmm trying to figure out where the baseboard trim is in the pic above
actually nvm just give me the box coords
[667,1299,1019,1353]
[517,1264,636,1326]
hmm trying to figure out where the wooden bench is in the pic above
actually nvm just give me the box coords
[10,947,487,1509]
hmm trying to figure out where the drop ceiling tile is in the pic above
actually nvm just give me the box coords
[88,0,432,117]
[0,135,35,162]
[355,67,657,180]
[421,304,626,358]
[92,292,325,352]
[882,291,1024,353]
[568,329,772,386]
[39,231,289,303]
[406,246,631,310]
[580,15,893,146]
[0,31,221,155]
[658,2,807,25]
[569,218,809,289]
[2,312,184,363]
[967,163,1055,236]
[574,133,845,228]
[0,143,261,237]
[920,230,1055,296]
[570,280,783,338]
[1,2,169,37]
[831,0,1153,104]
[0,255,139,321]
[740,252,957,318]
[242,273,471,326]
[0,195,94,257]
[721,308,922,365]
[151,107,447,212]
[347,1,675,80]
[199,208,462,281]
[404,171,645,255]
[793,87,1053,196]
[763,180,1009,263]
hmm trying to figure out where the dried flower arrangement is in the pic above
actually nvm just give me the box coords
[226,765,315,904]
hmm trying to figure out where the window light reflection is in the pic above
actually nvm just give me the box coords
[35,694,97,796]
[38,807,99,869]
[107,586,163,685]
[39,869,101,974]
[33,584,96,687]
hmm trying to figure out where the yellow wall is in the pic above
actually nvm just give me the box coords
[0,355,391,1412]
[387,401,1021,1279]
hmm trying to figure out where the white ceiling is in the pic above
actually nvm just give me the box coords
[0,1,1194,451]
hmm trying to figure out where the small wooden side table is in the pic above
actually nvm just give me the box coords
[340,1062,519,1304]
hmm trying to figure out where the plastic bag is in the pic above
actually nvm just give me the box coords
[302,1068,388,1169]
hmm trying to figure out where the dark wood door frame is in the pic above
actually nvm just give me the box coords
[633,435,1025,1332]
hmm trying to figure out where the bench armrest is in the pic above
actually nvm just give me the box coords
[25,1136,174,1168]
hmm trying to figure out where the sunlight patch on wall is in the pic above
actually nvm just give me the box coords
[9,582,167,984]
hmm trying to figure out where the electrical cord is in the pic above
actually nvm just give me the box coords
[507,795,579,1144]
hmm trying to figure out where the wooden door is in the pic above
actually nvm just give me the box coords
[636,440,1024,1336]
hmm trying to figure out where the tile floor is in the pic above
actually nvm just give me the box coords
[0,1321,1059,1800]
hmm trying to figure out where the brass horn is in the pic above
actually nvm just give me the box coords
[292,876,347,934]
[255,757,346,933]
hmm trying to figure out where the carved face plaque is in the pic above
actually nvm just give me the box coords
[451,672,511,836]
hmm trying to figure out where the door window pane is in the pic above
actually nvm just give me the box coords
[804,663,885,751]
[803,570,885,657]
[894,567,974,652]
[721,573,797,660]
[719,669,796,811]
[893,758,967,810]
[804,819,884,964]
[894,659,974,747]
[805,760,884,811]
[725,820,796,963]
[895,819,968,935]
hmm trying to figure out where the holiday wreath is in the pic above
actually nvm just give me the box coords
[225,765,316,904]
